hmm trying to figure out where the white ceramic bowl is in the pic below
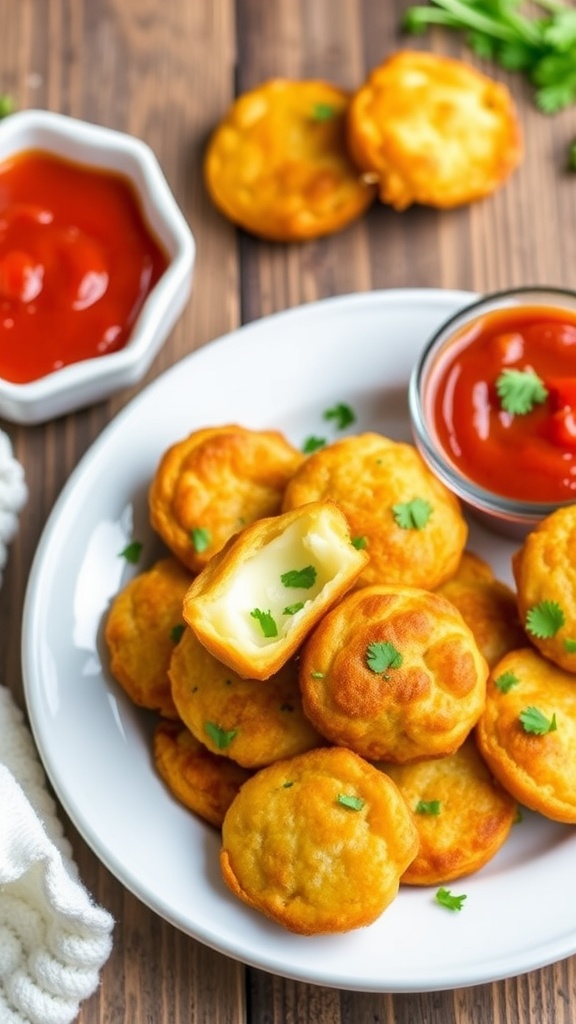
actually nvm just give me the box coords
[0,109,195,424]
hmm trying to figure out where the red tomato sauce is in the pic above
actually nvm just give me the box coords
[428,304,576,502]
[0,150,168,383]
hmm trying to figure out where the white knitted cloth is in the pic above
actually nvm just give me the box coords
[0,431,114,1024]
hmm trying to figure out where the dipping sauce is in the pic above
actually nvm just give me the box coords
[428,303,576,503]
[0,150,168,383]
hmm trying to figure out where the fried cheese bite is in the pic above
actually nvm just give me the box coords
[204,78,376,241]
[476,647,576,823]
[300,584,488,763]
[437,554,525,669]
[149,424,304,574]
[169,626,323,768]
[347,50,522,210]
[153,719,251,828]
[183,499,368,680]
[104,556,192,718]
[512,505,576,673]
[282,432,467,589]
[380,736,517,885]
[220,746,419,934]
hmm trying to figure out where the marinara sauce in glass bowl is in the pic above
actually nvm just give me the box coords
[409,286,576,538]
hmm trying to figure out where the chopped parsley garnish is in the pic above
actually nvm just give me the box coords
[392,497,432,530]
[250,608,278,638]
[312,102,336,121]
[494,671,520,693]
[366,641,403,675]
[302,435,326,454]
[119,540,143,564]
[310,670,325,679]
[280,565,317,589]
[495,368,548,415]
[190,527,211,553]
[351,535,368,549]
[323,402,356,430]
[525,599,565,638]
[337,793,365,811]
[170,623,186,644]
[416,799,441,815]
[204,722,237,750]
[564,638,576,653]
[519,706,558,735]
[436,887,467,912]
[282,780,294,788]
[283,602,304,615]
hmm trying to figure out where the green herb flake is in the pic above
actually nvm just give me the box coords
[564,638,576,653]
[204,721,237,750]
[525,600,565,639]
[392,497,432,530]
[310,670,325,679]
[494,671,520,693]
[283,602,305,616]
[519,706,558,735]
[312,102,336,122]
[190,527,211,553]
[337,793,365,811]
[366,640,403,675]
[250,608,278,638]
[282,780,294,788]
[495,368,548,415]
[302,435,326,454]
[281,565,317,589]
[119,541,143,564]
[170,623,186,644]
[323,402,356,430]
[416,799,441,816]
[436,887,467,912]
[351,535,367,550]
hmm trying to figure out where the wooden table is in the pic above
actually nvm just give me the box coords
[2,1,576,1021]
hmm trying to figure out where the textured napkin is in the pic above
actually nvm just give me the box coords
[0,430,114,1024]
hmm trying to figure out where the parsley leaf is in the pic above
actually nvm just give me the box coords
[436,887,467,912]
[283,602,304,615]
[351,535,368,549]
[564,638,576,652]
[119,540,143,564]
[323,402,356,430]
[525,599,565,638]
[392,497,432,530]
[302,435,326,454]
[366,641,403,675]
[280,565,317,589]
[310,670,325,679]
[519,706,558,735]
[250,608,278,638]
[494,671,520,693]
[204,721,237,749]
[312,102,336,121]
[337,793,365,811]
[416,799,441,815]
[190,527,211,553]
[496,368,549,415]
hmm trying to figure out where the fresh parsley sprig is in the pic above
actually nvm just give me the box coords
[495,368,548,415]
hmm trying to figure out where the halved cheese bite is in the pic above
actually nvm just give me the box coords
[183,500,368,680]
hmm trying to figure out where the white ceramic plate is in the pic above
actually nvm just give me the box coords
[22,289,576,993]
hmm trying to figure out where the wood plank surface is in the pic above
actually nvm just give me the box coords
[1,1,575,1022]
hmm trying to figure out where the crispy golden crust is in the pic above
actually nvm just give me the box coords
[476,647,576,823]
[300,585,488,763]
[347,50,522,210]
[512,505,576,672]
[204,78,376,242]
[183,499,368,680]
[104,557,192,717]
[380,736,517,885]
[169,626,323,768]
[220,746,419,934]
[282,433,467,589]
[153,719,251,828]
[149,424,304,573]
[437,563,525,670]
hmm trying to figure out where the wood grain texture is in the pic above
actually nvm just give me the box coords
[1,1,576,1022]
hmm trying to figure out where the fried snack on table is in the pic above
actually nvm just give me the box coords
[149,424,304,574]
[220,746,419,934]
[299,584,488,763]
[347,50,522,210]
[183,499,368,680]
[204,78,376,242]
[282,432,467,589]
[380,735,517,885]
[169,626,323,768]
[476,647,576,823]
[512,505,576,673]
[153,719,251,828]
[104,556,192,718]
[437,553,525,669]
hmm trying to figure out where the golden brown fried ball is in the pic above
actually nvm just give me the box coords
[169,626,324,768]
[149,424,304,574]
[183,499,368,680]
[220,746,419,934]
[380,735,517,885]
[476,647,576,823]
[437,553,525,669]
[104,556,192,718]
[204,78,376,241]
[153,719,251,828]
[512,505,576,673]
[300,584,488,763]
[282,432,467,589]
[347,50,522,210]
